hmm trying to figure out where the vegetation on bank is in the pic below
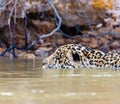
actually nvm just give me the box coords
[0,0,119,58]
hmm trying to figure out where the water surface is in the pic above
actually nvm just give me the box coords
[0,58,120,104]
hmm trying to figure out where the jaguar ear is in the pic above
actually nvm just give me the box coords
[71,51,80,61]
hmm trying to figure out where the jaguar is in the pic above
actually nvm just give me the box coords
[42,44,120,69]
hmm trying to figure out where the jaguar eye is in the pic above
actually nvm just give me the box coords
[53,56,56,59]
[53,56,59,60]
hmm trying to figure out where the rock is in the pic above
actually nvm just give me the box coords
[19,52,36,59]
[110,41,120,49]
[35,47,52,56]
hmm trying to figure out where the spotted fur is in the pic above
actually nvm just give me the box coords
[42,44,120,69]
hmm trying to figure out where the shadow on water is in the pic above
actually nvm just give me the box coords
[0,58,120,104]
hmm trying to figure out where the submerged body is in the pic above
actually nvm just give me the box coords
[42,44,120,69]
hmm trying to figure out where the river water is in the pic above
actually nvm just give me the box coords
[0,58,120,104]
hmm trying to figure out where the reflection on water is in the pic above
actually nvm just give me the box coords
[0,58,120,104]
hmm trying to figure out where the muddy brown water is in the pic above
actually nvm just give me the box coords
[0,58,120,104]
